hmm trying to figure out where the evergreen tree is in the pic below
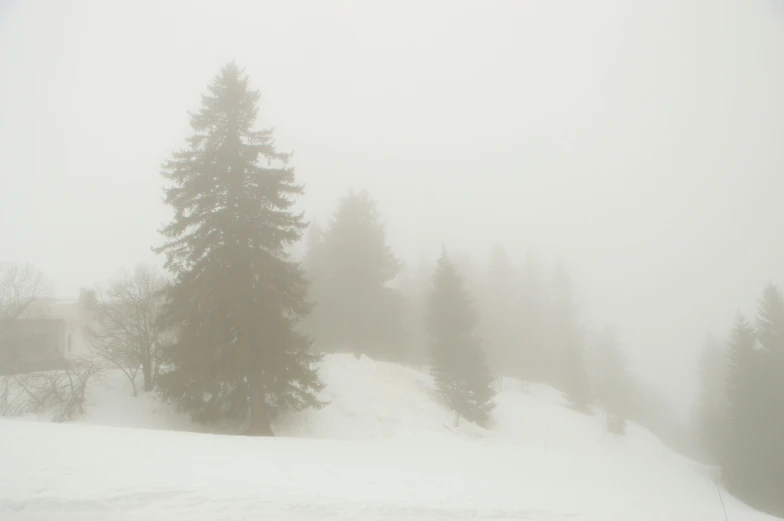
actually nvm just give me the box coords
[723,313,762,496]
[300,220,326,341]
[479,244,518,378]
[427,248,495,427]
[752,284,784,511]
[756,283,784,353]
[714,285,784,515]
[308,190,403,359]
[593,326,628,434]
[550,266,591,411]
[517,250,549,382]
[303,220,325,277]
[397,254,433,366]
[154,63,323,436]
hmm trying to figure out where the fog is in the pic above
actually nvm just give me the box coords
[2,0,784,416]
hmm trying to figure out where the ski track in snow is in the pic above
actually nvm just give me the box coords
[0,354,778,521]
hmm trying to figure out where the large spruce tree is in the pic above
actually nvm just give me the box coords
[427,248,495,427]
[155,63,322,436]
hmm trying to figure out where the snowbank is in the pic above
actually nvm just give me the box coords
[0,353,777,520]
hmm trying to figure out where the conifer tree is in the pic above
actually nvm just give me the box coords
[479,245,518,378]
[397,255,433,366]
[308,190,403,359]
[517,250,549,382]
[752,284,784,510]
[723,313,761,496]
[300,221,326,341]
[756,284,784,353]
[593,326,628,434]
[427,248,495,427]
[550,266,591,411]
[303,220,325,277]
[155,63,323,436]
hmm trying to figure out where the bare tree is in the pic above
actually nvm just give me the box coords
[86,265,166,396]
[0,264,46,315]
[0,263,49,373]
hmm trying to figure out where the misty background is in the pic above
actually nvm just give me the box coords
[2,0,783,416]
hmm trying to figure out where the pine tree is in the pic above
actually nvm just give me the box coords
[752,284,784,511]
[723,313,761,496]
[479,244,518,379]
[303,220,325,277]
[593,326,628,434]
[757,284,784,352]
[550,266,591,411]
[517,250,548,382]
[300,220,326,342]
[308,190,403,359]
[427,248,495,427]
[154,63,323,436]
[398,254,433,367]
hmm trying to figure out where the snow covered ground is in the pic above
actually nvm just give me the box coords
[0,354,777,520]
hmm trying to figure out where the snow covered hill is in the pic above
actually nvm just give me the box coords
[0,354,778,520]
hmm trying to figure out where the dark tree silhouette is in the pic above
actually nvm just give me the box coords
[155,63,323,436]
[427,248,495,427]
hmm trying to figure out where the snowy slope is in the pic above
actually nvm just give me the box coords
[0,354,777,520]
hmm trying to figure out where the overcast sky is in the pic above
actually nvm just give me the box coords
[2,0,783,414]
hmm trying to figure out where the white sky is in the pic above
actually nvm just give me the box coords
[2,0,783,414]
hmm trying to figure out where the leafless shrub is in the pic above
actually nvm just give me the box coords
[0,357,101,421]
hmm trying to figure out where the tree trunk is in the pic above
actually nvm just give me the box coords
[151,357,158,388]
[247,377,274,436]
[142,356,153,392]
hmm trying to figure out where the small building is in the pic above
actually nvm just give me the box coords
[0,288,95,375]
[0,318,68,374]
